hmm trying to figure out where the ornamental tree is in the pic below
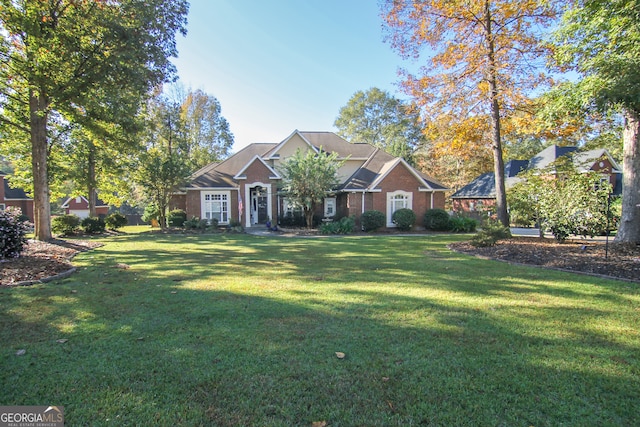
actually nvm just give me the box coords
[279,148,345,229]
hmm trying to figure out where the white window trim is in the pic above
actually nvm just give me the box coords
[283,198,303,216]
[201,191,230,224]
[324,197,336,217]
[386,191,413,227]
[0,203,5,211]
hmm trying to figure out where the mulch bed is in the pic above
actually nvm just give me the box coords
[450,237,640,283]
[0,239,102,286]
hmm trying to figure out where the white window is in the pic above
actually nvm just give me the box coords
[283,198,303,216]
[324,197,336,217]
[202,192,229,224]
[386,191,412,227]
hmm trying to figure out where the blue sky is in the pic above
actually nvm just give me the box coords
[171,0,411,152]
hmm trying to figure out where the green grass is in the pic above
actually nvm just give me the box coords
[1,229,638,426]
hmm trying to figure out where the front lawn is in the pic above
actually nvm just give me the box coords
[1,231,638,426]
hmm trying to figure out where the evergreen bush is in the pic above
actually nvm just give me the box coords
[470,220,511,247]
[392,208,416,231]
[0,208,28,260]
[320,216,355,235]
[105,212,128,230]
[81,216,106,234]
[424,208,451,231]
[168,209,187,227]
[141,204,159,224]
[52,214,81,236]
[449,216,478,233]
[361,210,386,232]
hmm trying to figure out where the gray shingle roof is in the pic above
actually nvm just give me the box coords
[450,172,496,199]
[452,145,621,199]
[1,173,32,200]
[526,145,576,170]
[186,143,276,189]
[184,131,447,192]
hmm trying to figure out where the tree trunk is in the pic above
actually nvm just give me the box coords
[485,0,509,227]
[614,108,640,244]
[87,140,97,217]
[30,90,52,241]
[305,206,314,229]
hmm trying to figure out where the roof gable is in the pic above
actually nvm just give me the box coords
[61,195,108,208]
[342,149,447,191]
[185,143,276,189]
[266,130,318,159]
[572,148,621,172]
[234,155,281,180]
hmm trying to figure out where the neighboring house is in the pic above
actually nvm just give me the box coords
[61,195,109,218]
[172,130,448,229]
[451,145,622,216]
[0,171,34,221]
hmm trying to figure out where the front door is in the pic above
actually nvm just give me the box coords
[251,186,269,224]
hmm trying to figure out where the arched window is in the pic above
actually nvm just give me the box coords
[386,191,412,227]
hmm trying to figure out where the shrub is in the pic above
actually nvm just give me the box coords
[52,214,80,236]
[0,207,28,260]
[449,216,478,233]
[105,212,128,230]
[320,216,355,235]
[141,204,159,224]
[227,219,244,232]
[470,220,511,247]
[168,209,187,227]
[361,210,386,232]
[424,208,451,231]
[392,208,416,231]
[184,216,216,230]
[279,212,306,227]
[81,216,106,234]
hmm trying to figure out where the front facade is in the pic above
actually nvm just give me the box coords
[0,171,34,221]
[174,130,448,229]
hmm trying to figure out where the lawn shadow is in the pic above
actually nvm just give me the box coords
[0,233,638,425]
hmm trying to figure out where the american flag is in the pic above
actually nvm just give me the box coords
[238,193,243,218]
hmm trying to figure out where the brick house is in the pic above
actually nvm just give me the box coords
[451,145,622,218]
[172,130,448,229]
[0,171,34,221]
[61,195,109,218]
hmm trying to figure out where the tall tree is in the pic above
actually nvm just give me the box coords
[334,87,426,163]
[552,0,638,243]
[136,94,190,228]
[0,0,188,240]
[64,124,139,217]
[382,0,559,226]
[279,148,345,229]
[180,88,234,169]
